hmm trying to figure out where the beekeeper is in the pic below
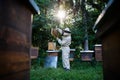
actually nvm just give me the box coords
[56,27,71,70]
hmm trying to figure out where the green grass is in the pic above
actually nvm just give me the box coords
[30,60,103,80]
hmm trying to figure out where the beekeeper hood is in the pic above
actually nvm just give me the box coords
[63,27,71,36]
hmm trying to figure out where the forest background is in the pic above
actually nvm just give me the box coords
[32,0,108,58]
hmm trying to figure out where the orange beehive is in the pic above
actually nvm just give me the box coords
[48,42,56,50]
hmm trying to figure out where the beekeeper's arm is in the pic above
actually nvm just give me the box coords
[56,37,67,45]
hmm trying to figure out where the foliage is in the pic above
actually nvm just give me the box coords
[32,0,107,57]
[30,61,103,80]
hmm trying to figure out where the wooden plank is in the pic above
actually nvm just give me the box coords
[0,0,32,79]
[0,51,30,77]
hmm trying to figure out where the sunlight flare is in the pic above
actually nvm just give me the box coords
[57,10,66,20]
[57,9,66,24]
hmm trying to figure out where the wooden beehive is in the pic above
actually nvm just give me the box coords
[80,50,94,61]
[48,42,56,50]
[69,49,75,61]
[0,0,39,80]
[93,1,120,79]
[30,47,39,59]
[94,44,102,61]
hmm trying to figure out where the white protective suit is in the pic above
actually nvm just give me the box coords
[56,28,71,70]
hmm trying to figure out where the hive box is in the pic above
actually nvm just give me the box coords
[80,50,94,61]
[0,0,39,80]
[30,47,39,59]
[94,44,102,61]
[44,50,59,68]
[48,42,56,50]
[93,1,120,80]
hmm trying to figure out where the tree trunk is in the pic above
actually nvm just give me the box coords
[81,0,89,51]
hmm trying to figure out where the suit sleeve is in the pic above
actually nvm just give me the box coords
[56,38,67,45]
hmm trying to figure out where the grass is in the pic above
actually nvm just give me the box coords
[30,59,103,80]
